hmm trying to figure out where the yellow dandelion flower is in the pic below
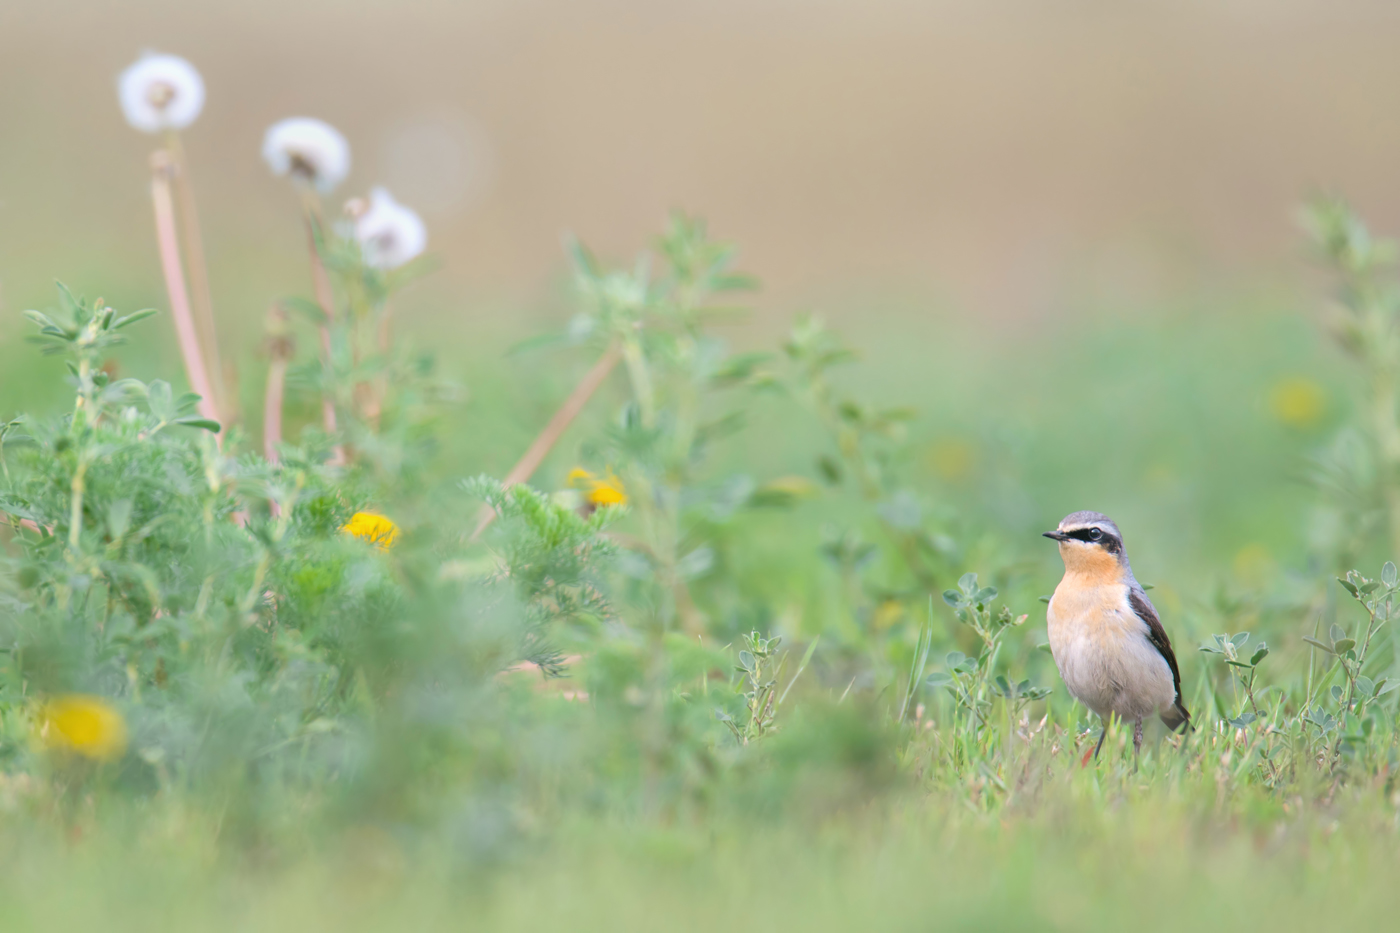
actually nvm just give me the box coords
[1269,378,1325,428]
[37,695,128,762]
[588,475,627,507]
[567,468,628,508]
[342,511,400,549]
[1233,543,1276,588]
[871,599,904,632]
[927,438,975,482]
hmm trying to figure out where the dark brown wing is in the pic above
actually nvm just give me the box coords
[1129,587,1191,731]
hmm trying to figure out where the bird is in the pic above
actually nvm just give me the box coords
[1043,511,1190,764]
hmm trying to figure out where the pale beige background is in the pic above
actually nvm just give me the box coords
[2,0,1399,348]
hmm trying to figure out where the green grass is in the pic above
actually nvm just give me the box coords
[2,205,1399,933]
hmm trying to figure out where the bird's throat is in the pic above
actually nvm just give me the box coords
[1058,542,1124,582]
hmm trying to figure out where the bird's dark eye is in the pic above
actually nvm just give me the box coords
[1088,528,1102,541]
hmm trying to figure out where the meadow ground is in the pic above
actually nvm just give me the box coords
[3,54,1400,928]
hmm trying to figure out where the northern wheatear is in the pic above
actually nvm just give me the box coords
[1043,511,1190,763]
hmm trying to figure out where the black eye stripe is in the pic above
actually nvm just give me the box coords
[1062,527,1121,551]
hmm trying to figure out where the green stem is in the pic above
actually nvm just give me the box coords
[621,335,656,429]
[68,458,88,551]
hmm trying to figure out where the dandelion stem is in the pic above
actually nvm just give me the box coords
[469,341,623,541]
[377,299,394,354]
[150,151,222,433]
[263,304,291,463]
[164,130,228,421]
[298,189,343,461]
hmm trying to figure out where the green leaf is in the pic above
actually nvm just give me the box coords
[101,378,147,405]
[1384,562,1398,587]
[925,672,953,687]
[147,380,175,420]
[111,308,157,330]
[942,590,962,608]
[675,546,714,580]
[1330,623,1347,644]
[957,572,978,594]
[816,455,843,485]
[1037,595,1051,604]
[1338,577,1360,597]
[1249,643,1270,666]
[173,418,222,433]
[283,295,329,325]
[106,499,133,541]
[505,331,569,357]
[1230,632,1250,647]
[1333,638,1356,654]
[974,586,998,604]
[55,281,81,316]
[1302,636,1334,654]
[22,309,65,335]
[737,650,755,673]
[1357,676,1375,698]
[711,352,772,385]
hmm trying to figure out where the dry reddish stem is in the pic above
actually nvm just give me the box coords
[164,131,228,422]
[469,341,623,542]
[263,305,292,463]
[150,151,222,434]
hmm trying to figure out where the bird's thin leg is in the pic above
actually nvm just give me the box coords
[1133,720,1144,756]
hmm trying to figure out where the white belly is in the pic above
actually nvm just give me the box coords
[1047,580,1175,722]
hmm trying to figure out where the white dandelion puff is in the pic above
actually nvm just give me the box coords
[354,187,427,270]
[118,53,205,133]
[262,118,351,194]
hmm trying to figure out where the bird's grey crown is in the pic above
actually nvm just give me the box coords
[1059,510,1121,537]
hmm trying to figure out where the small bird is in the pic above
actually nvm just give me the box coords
[1043,511,1190,763]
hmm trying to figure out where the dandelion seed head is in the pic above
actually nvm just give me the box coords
[118,53,205,133]
[341,196,370,220]
[262,118,351,194]
[354,188,428,270]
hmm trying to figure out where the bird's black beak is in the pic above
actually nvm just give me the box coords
[1042,531,1068,541]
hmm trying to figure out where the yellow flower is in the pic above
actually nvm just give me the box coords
[927,438,975,482]
[37,695,128,762]
[1233,543,1276,588]
[567,468,628,508]
[1269,378,1325,428]
[342,511,400,549]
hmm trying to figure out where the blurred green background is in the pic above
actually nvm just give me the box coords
[2,0,1393,597]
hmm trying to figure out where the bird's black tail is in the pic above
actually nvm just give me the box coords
[1160,699,1192,733]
